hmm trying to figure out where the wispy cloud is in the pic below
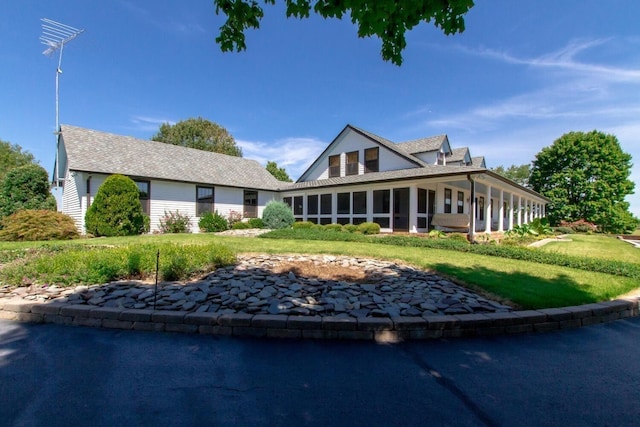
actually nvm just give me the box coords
[237,137,327,180]
[119,0,206,36]
[129,116,175,132]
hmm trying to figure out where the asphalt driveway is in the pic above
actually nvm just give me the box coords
[1,317,639,426]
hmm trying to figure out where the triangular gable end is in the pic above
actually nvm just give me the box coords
[296,125,424,182]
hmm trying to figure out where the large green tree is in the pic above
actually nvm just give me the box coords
[529,131,637,233]
[0,139,36,181]
[266,161,293,182]
[0,164,56,222]
[213,0,474,65]
[491,164,531,187]
[152,117,243,157]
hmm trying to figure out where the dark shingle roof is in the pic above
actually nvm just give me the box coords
[447,147,470,163]
[288,164,486,190]
[348,125,428,167]
[471,156,486,168]
[61,125,284,191]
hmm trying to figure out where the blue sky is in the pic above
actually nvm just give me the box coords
[2,1,639,216]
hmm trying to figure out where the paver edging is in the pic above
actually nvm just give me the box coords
[1,297,639,341]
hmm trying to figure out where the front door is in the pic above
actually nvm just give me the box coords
[427,189,436,231]
[393,188,410,232]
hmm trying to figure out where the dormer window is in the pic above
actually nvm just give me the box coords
[346,151,359,176]
[328,155,340,178]
[365,147,379,173]
[437,151,445,165]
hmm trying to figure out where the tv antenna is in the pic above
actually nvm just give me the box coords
[40,18,84,189]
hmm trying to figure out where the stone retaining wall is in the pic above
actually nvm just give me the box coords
[1,297,638,342]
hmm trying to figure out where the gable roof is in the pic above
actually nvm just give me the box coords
[60,125,284,191]
[296,124,426,182]
[395,134,448,155]
[447,147,471,164]
[471,156,486,168]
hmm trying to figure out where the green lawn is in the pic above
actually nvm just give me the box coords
[539,234,639,265]
[1,233,638,310]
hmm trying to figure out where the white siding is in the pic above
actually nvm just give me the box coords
[302,129,417,181]
[414,151,438,164]
[61,169,82,232]
[148,180,198,232]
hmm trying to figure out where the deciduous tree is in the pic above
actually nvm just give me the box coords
[529,131,637,233]
[0,139,36,181]
[491,164,531,187]
[152,117,243,157]
[266,161,293,182]
[0,164,56,222]
[213,0,474,65]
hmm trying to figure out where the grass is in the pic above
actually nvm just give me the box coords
[0,233,638,310]
[539,234,639,265]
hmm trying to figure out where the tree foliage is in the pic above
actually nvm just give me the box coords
[0,210,79,241]
[530,131,637,233]
[0,164,56,222]
[262,200,295,229]
[152,117,243,157]
[85,174,146,237]
[491,164,530,187]
[0,139,36,181]
[266,161,293,182]
[213,0,474,65]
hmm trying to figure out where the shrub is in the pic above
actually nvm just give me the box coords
[448,233,469,243]
[159,210,192,233]
[312,224,325,231]
[554,226,574,235]
[0,210,79,241]
[560,219,598,233]
[324,223,344,232]
[85,174,145,237]
[292,221,314,229]
[232,221,250,230]
[428,229,446,239]
[343,224,358,233]
[357,222,380,235]
[227,210,243,227]
[262,201,295,229]
[0,164,56,222]
[247,217,264,229]
[199,211,228,232]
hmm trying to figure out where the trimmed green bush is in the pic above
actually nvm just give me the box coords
[343,224,358,233]
[292,221,314,229]
[554,226,574,235]
[324,223,344,232]
[247,217,264,228]
[198,211,228,232]
[85,174,145,237]
[357,222,380,235]
[447,233,469,243]
[262,201,295,229]
[159,210,192,233]
[232,221,250,230]
[0,164,56,222]
[0,210,79,241]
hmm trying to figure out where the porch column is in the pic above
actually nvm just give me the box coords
[484,184,492,233]
[498,189,504,232]
[508,193,514,230]
[409,185,418,233]
[366,189,374,223]
[331,192,337,224]
[542,203,546,218]
[468,176,476,241]
[517,196,522,226]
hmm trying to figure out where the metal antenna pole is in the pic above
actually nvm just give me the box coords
[40,18,84,190]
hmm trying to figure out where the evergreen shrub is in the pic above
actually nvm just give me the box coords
[262,201,294,229]
[356,222,380,235]
[292,221,314,229]
[0,164,56,222]
[85,174,145,237]
[247,218,264,228]
[232,221,250,230]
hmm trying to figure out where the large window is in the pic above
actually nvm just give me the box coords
[364,147,379,173]
[457,191,464,214]
[293,196,303,216]
[346,151,359,176]
[328,155,340,178]
[196,186,214,216]
[418,188,427,214]
[136,180,150,215]
[320,194,332,215]
[243,190,258,218]
[283,197,292,208]
[373,190,390,214]
[307,194,318,215]
[337,192,350,214]
[352,191,367,215]
[444,188,452,214]
[479,196,485,221]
